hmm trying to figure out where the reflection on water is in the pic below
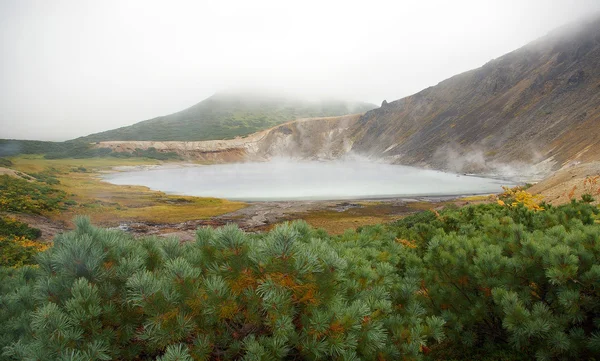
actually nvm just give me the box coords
[103,160,512,201]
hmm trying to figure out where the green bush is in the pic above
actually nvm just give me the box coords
[0,175,68,214]
[0,236,48,267]
[0,217,41,240]
[1,200,599,360]
[27,170,60,185]
[0,158,12,167]
[0,218,443,360]
[383,200,600,360]
[0,139,180,160]
[0,217,45,268]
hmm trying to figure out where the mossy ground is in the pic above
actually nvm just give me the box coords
[4,155,488,234]
[7,155,246,227]
[292,201,445,235]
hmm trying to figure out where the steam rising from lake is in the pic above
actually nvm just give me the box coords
[103,160,512,201]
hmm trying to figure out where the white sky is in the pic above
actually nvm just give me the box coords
[1,0,599,141]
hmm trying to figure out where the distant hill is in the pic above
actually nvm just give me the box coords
[92,16,600,179]
[78,93,376,142]
[350,15,600,172]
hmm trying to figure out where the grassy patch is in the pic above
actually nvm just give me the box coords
[0,175,69,214]
[0,158,13,167]
[0,216,46,267]
[457,194,493,202]
[295,201,443,234]
[8,154,159,173]
[0,216,41,239]
[6,156,246,226]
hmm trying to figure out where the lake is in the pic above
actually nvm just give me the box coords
[103,160,512,201]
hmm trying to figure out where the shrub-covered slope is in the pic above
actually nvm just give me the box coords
[78,93,376,142]
[1,197,599,360]
[0,139,181,160]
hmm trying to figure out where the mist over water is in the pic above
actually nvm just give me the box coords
[103,160,513,201]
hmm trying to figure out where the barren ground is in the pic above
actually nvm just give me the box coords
[528,161,600,204]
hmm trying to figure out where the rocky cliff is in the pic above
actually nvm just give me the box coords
[351,16,600,173]
[94,115,361,163]
[96,16,600,179]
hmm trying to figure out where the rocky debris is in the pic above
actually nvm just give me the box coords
[3,213,68,242]
[0,167,29,180]
[351,16,600,174]
[331,202,363,212]
[528,161,600,205]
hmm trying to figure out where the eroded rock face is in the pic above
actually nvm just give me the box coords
[95,17,600,179]
[350,16,600,172]
[94,114,362,163]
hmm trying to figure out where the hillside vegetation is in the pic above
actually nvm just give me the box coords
[0,139,181,160]
[79,93,376,142]
[0,156,247,228]
[1,191,599,360]
[0,173,66,266]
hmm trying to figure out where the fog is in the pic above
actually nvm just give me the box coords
[103,160,512,201]
[1,0,600,140]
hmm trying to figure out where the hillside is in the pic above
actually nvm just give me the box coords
[350,16,600,173]
[92,17,600,183]
[93,114,362,163]
[78,93,375,142]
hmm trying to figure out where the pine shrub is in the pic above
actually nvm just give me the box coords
[0,198,599,360]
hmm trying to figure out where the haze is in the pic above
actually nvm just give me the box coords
[103,160,510,201]
[1,0,600,141]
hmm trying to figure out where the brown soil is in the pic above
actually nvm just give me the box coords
[0,167,26,179]
[3,212,69,242]
[106,196,463,239]
[528,161,600,204]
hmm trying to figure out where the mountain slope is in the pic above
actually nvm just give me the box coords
[88,16,600,180]
[79,93,375,142]
[93,114,362,163]
[351,16,600,173]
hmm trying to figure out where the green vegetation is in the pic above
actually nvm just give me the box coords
[0,139,68,157]
[3,156,246,226]
[0,95,375,159]
[0,139,180,160]
[0,217,41,240]
[0,172,65,267]
[78,94,376,142]
[0,217,47,267]
[1,195,599,360]
[383,199,600,360]
[0,217,445,360]
[0,175,69,214]
[0,158,12,167]
[294,201,441,235]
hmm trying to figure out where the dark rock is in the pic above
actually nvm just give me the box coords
[567,70,586,87]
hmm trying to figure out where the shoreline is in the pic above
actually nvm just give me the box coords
[101,161,518,202]
[111,193,486,240]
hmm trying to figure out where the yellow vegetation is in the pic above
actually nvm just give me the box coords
[495,186,544,211]
[7,156,246,226]
[297,202,442,235]
[396,238,417,249]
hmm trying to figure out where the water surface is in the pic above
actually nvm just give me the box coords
[103,161,511,201]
